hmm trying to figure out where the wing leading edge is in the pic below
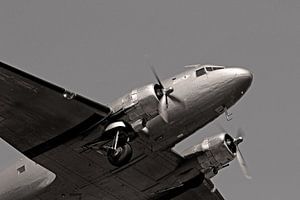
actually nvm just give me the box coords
[0,61,111,157]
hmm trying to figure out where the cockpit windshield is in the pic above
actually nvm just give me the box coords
[196,66,225,77]
[206,67,213,71]
[211,66,224,71]
[196,68,206,77]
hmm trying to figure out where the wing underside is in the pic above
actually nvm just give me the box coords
[171,179,225,200]
[0,61,226,200]
[0,61,110,156]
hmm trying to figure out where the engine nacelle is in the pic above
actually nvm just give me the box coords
[111,84,162,130]
[178,133,237,178]
[131,84,161,120]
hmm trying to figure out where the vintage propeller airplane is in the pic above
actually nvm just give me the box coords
[0,61,252,200]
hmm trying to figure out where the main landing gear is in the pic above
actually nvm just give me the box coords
[82,121,135,167]
[107,130,133,166]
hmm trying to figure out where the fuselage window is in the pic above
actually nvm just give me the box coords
[196,68,206,77]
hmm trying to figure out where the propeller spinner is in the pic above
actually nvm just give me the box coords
[150,66,183,122]
[218,124,252,179]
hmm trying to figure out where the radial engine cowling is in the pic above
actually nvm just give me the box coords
[180,133,237,178]
[112,84,162,124]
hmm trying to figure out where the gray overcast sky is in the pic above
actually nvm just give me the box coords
[1,0,300,199]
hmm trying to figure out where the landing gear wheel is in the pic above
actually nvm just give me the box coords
[107,143,133,167]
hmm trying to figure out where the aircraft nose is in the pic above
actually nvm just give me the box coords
[233,67,253,94]
[235,68,253,79]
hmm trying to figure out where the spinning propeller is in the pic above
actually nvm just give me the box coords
[234,128,252,179]
[150,66,183,122]
[218,124,252,179]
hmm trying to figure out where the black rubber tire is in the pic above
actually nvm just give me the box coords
[107,143,133,167]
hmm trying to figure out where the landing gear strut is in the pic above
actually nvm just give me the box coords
[82,122,135,167]
[107,130,133,166]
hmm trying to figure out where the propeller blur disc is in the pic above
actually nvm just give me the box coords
[236,147,252,179]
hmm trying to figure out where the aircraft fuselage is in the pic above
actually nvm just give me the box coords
[110,65,253,148]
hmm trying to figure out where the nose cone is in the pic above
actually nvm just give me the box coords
[235,68,253,79]
[234,67,253,94]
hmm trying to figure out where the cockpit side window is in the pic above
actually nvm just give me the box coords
[196,68,206,77]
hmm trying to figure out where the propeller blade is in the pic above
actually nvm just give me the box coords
[169,95,185,108]
[159,95,169,122]
[213,124,251,179]
[149,66,183,122]
[150,65,164,88]
[165,94,169,108]
[236,146,252,179]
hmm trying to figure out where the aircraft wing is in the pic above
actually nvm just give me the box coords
[171,179,225,200]
[0,61,226,200]
[0,61,111,157]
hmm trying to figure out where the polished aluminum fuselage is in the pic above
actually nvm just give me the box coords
[111,65,253,149]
